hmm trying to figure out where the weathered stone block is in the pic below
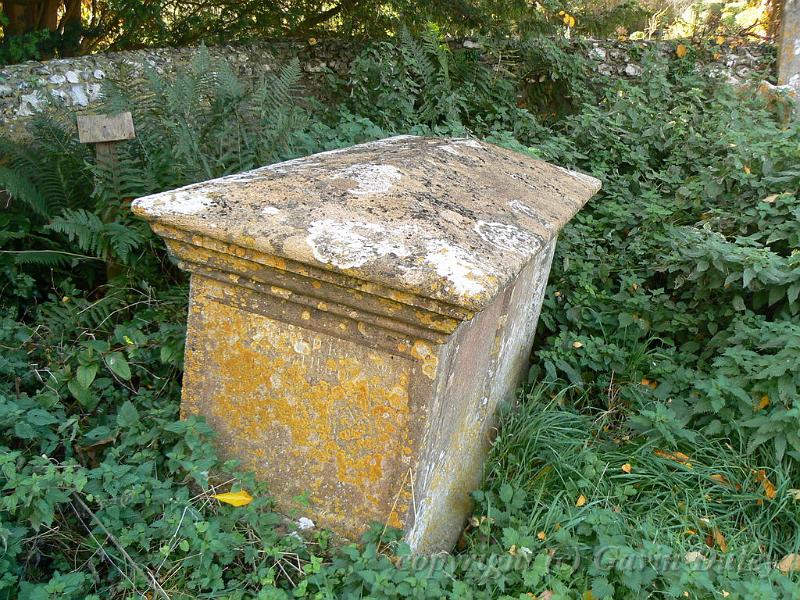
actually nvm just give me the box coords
[132,135,600,553]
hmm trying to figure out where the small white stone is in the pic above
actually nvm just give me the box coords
[261,206,280,215]
[48,74,66,84]
[18,91,44,116]
[589,47,607,61]
[463,40,482,49]
[69,85,89,106]
[86,83,102,101]
[65,70,80,83]
[297,517,315,530]
[93,69,105,80]
[624,64,642,77]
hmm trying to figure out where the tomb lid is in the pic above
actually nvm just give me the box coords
[132,135,600,312]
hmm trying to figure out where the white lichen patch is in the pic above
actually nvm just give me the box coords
[261,206,281,216]
[508,199,554,231]
[306,219,412,269]
[423,241,490,297]
[264,156,322,174]
[554,165,602,191]
[134,190,216,216]
[474,220,542,255]
[507,199,538,220]
[452,138,483,149]
[331,163,402,196]
[438,144,462,156]
[439,139,483,156]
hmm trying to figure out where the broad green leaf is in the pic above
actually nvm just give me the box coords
[116,401,139,428]
[106,352,131,380]
[68,379,94,407]
[76,364,98,389]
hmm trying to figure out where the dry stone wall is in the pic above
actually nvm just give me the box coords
[0,38,775,135]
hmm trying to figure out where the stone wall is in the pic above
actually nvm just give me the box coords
[0,38,775,135]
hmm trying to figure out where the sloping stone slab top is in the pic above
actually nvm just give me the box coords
[132,135,600,312]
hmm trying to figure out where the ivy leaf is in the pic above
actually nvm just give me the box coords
[106,352,131,380]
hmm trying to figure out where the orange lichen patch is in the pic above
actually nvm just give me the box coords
[270,286,293,299]
[183,288,416,538]
[414,310,459,334]
[410,340,439,380]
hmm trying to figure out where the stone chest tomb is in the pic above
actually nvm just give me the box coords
[132,135,600,553]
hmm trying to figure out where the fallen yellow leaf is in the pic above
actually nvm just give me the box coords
[715,35,726,45]
[576,494,587,507]
[537,530,547,540]
[676,43,687,58]
[755,395,770,411]
[744,165,751,174]
[762,194,779,204]
[213,489,253,507]
[622,463,632,473]
[572,341,584,349]
[755,469,777,500]
[778,553,800,573]
[710,474,730,486]
[654,449,691,463]
[713,527,728,552]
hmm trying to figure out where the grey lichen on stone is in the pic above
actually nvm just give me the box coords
[133,136,600,311]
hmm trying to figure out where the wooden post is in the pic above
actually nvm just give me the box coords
[76,112,136,169]
[76,112,136,279]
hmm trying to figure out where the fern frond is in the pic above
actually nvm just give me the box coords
[0,166,49,217]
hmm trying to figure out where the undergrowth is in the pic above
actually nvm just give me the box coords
[1,32,798,599]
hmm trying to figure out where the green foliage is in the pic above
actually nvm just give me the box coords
[1,35,799,598]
